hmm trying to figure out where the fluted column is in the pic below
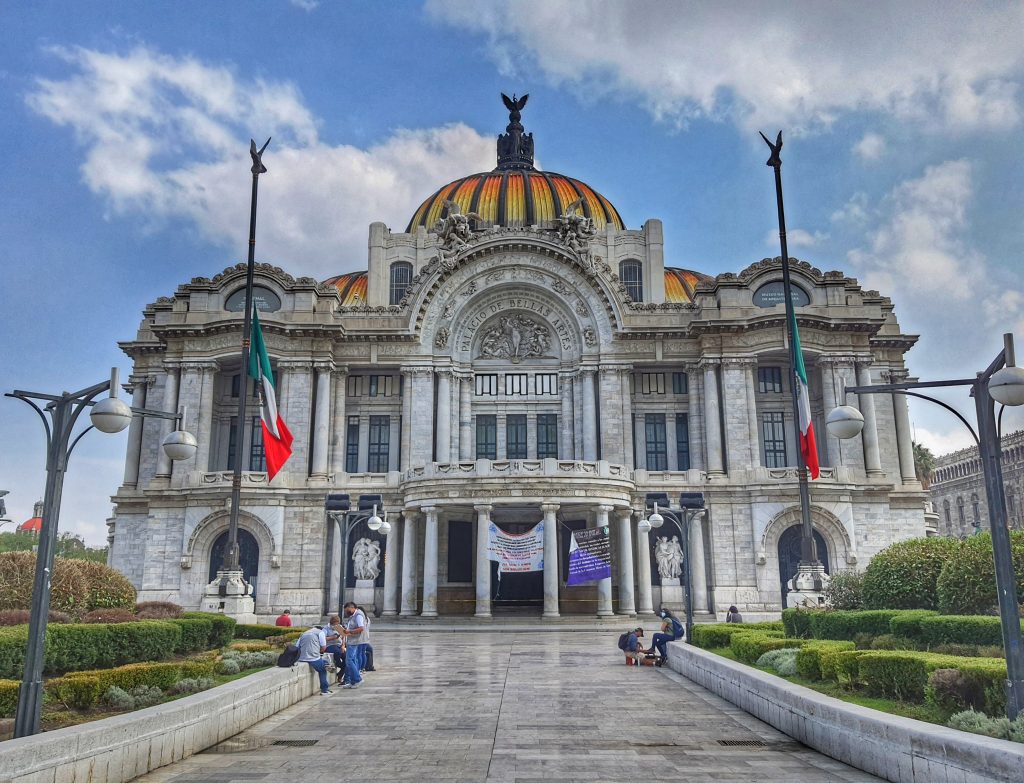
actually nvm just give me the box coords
[616,508,636,615]
[409,369,435,466]
[400,368,413,470]
[421,506,439,617]
[311,364,332,478]
[686,364,705,471]
[459,373,473,460]
[581,368,598,460]
[819,358,842,468]
[889,370,918,484]
[596,504,614,617]
[635,511,654,615]
[155,366,180,478]
[702,360,724,475]
[400,510,419,616]
[435,371,451,463]
[857,361,883,475]
[329,368,348,475]
[688,512,709,614]
[559,373,574,460]
[474,504,493,617]
[745,362,761,468]
[382,515,400,616]
[721,358,756,470]
[620,369,634,468]
[122,376,148,487]
[541,503,560,618]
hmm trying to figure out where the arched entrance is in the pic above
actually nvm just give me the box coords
[209,529,260,598]
[489,522,544,611]
[777,525,829,604]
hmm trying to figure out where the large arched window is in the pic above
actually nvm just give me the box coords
[957,496,965,524]
[619,259,643,302]
[389,262,413,306]
[972,493,981,525]
[943,499,951,524]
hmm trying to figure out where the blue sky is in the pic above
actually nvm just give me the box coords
[2,1,1023,543]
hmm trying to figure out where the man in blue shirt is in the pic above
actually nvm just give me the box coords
[296,625,331,696]
[341,602,366,689]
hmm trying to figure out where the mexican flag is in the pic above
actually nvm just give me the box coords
[789,308,820,479]
[249,310,293,479]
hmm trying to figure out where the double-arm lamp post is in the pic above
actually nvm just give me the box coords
[325,494,390,616]
[826,333,1024,720]
[641,492,706,643]
[7,368,197,737]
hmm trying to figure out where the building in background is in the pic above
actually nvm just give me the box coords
[107,99,928,622]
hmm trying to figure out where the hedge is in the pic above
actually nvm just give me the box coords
[71,561,137,611]
[46,659,216,711]
[689,622,784,649]
[182,612,236,647]
[781,609,815,639]
[821,649,869,684]
[861,537,961,610]
[0,678,18,717]
[171,618,213,653]
[730,632,804,664]
[918,614,1010,648]
[887,610,940,641]
[233,623,288,640]
[795,640,856,680]
[808,610,903,641]
[856,651,1007,704]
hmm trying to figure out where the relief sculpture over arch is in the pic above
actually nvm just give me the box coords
[479,314,551,362]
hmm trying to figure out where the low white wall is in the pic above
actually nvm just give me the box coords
[667,642,1024,783]
[0,666,317,783]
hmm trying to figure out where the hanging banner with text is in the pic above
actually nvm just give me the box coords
[486,521,545,576]
[567,526,612,585]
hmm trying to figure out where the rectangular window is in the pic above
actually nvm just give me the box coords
[645,413,668,471]
[249,416,265,472]
[676,413,690,471]
[536,373,558,395]
[537,414,558,459]
[762,411,787,467]
[504,373,528,395]
[446,520,473,583]
[758,366,783,394]
[506,415,528,459]
[230,374,257,398]
[368,375,394,398]
[345,415,360,473]
[476,415,497,459]
[227,416,238,471]
[346,375,364,397]
[672,372,688,395]
[367,415,390,473]
[475,374,498,396]
[640,373,666,395]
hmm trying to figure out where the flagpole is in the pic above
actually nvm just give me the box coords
[760,131,823,596]
[223,138,271,577]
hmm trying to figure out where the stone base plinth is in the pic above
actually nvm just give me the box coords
[660,578,683,609]
[786,563,830,609]
[201,569,257,624]
[353,579,376,608]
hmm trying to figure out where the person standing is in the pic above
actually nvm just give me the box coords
[296,625,331,696]
[341,602,367,689]
[275,609,293,627]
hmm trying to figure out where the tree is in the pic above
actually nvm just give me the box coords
[0,531,38,553]
[913,441,936,489]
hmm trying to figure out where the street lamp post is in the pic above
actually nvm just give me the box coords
[325,494,389,616]
[642,492,707,643]
[827,333,1024,720]
[7,368,196,737]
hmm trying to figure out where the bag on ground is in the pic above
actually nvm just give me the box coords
[277,643,300,668]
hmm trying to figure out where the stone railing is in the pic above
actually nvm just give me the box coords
[404,459,631,482]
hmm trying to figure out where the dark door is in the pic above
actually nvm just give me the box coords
[778,525,829,604]
[490,522,544,607]
[209,529,260,598]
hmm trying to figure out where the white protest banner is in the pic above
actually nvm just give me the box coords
[486,521,545,575]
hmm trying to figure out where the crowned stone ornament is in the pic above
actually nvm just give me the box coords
[554,196,598,266]
[352,537,382,580]
[432,199,486,266]
[479,314,551,363]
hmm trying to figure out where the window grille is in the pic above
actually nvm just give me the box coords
[537,414,558,458]
[639,373,666,395]
[389,262,412,306]
[762,412,787,467]
[676,413,690,470]
[536,373,558,395]
[645,413,668,471]
[368,415,390,473]
[619,259,643,302]
[345,416,360,473]
[475,374,498,396]
[504,374,528,395]
[506,415,528,459]
[758,367,783,394]
[476,415,497,459]
[672,372,688,395]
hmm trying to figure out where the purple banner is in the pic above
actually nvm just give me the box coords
[566,526,612,585]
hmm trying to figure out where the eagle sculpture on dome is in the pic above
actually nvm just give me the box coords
[502,92,529,116]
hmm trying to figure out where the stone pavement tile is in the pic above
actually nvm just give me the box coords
[130,631,884,783]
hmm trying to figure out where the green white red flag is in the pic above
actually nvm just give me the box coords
[789,308,820,479]
[249,310,293,480]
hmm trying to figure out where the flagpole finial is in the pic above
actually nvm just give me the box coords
[250,137,271,175]
[759,130,783,169]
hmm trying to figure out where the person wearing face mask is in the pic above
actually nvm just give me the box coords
[647,607,685,663]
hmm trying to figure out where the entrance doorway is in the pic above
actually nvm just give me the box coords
[490,521,544,610]
[778,525,829,604]
[209,529,260,598]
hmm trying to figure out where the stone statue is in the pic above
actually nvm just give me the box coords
[479,314,551,363]
[654,535,684,580]
[554,196,597,260]
[352,537,381,580]
[432,199,484,266]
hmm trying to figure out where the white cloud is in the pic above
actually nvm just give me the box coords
[831,192,869,226]
[27,46,495,277]
[764,228,826,249]
[853,132,886,161]
[290,0,320,9]
[427,0,1024,133]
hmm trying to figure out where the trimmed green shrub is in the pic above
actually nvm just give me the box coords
[888,609,939,641]
[821,649,869,684]
[862,537,961,610]
[796,640,856,680]
[690,622,784,649]
[808,610,903,641]
[756,648,799,671]
[48,675,102,710]
[0,678,19,718]
[105,621,180,667]
[781,609,816,639]
[171,618,213,653]
[217,658,240,675]
[70,560,137,611]
[869,634,919,650]
[135,601,183,619]
[936,532,1024,615]
[919,615,1005,648]
[82,608,136,624]
[730,632,803,664]
[183,612,236,647]
[234,623,293,640]
[47,659,217,709]
[857,651,1007,705]
[824,570,865,610]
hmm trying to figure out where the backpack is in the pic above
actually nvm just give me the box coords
[277,643,300,668]
[670,617,685,637]
[617,632,631,651]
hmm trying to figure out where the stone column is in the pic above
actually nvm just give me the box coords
[409,369,435,467]
[702,360,724,475]
[474,504,493,617]
[122,376,148,487]
[599,367,625,464]
[581,368,598,460]
[635,512,654,615]
[721,358,756,470]
[400,368,413,470]
[541,503,560,618]
[459,373,473,460]
[311,364,332,478]
[421,506,439,617]
[400,510,419,616]
[559,372,574,459]
[889,370,918,484]
[745,362,761,468]
[329,368,348,475]
[665,413,677,471]
[435,371,451,463]
[596,505,614,616]
[155,366,180,478]
[620,369,634,468]
[857,361,883,475]
[686,364,705,471]
[382,516,400,616]
[615,508,636,615]
[688,512,709,614]
[819,358,842,468]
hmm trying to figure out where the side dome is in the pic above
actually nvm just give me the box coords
[323,271,367,305]
[664,267,712,304]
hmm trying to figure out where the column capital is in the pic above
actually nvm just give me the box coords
[817,355,858,368]
[597,503,615,513]
[697,357,721,370]
[180,360,218,373]
[615,507,633,521]
[540,503,560,514]
[720,356,758,368]
[883,368,911,383]
[402,508,420,522]
[421,505,439,519]
[313,360,335,373]
[127,374,151,388]
[402,365,434,379]
[332,365,350,378]
[579,366,598,377]
[854,355,875,370]
[435,368,456,381]
[473,503,493,515]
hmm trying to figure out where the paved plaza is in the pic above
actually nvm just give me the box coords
[138,631,882,783]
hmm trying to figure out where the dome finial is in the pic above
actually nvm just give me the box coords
[496,92,534,171]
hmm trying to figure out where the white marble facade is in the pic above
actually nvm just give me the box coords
[107,106,928,622]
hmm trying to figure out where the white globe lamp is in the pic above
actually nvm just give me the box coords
[827,405,865,440]
[162,430,198,461]
[989,366,1024,407]
[90,397,133,434]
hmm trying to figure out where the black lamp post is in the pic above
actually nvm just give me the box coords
[325,493,389,615]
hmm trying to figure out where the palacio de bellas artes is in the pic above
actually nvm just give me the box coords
[107,96,927,625]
